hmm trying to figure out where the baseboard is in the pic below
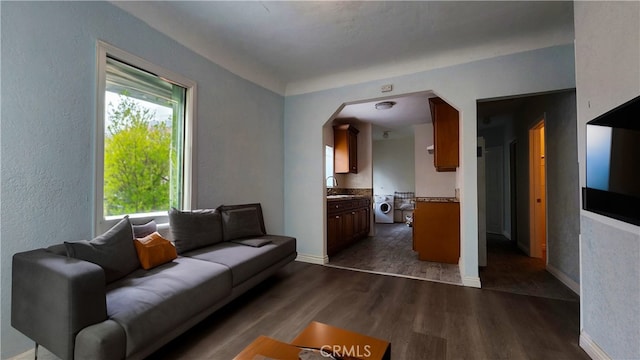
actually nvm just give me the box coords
[458,259,482,288]
[580,331,612,360]
[546,263,580,295]
[517,241,529,255]
[295,253,328,264]
[9,346,57,360]
[462,276,482,288]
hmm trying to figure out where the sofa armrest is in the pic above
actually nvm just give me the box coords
[12,249,108,360]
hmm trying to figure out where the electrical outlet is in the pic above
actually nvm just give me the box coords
[381,84,393,93]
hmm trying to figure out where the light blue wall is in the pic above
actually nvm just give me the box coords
[0,2,284,357]
[511,92,580,283]
[575,2,640,358]
[284,45,576,282]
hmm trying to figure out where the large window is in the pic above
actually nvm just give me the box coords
[95,42,196,234]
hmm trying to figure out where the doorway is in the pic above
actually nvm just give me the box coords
[509,140,517,244]
[529,119,546,261]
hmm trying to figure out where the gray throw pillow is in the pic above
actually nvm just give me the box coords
[230,238,272,247]
[64,216,139,283]
[169,208,223,254]
[220,205,266,241]
[132,219,157,238]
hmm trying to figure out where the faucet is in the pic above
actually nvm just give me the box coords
[326,175,338,187]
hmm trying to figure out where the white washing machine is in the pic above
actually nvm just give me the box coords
[374,195,394,223]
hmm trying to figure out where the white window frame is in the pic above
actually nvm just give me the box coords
[325,145,335,187]
[94,41,197,235]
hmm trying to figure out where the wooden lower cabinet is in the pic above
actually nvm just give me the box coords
[413,201,460,264]
[327,198,371,256]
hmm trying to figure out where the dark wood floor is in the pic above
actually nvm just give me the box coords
[480,234,579,301]
[147,262,588,359]
[329,223,462,285]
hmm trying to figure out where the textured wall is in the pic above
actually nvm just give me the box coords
[0,2,284,357]
[581,216,640,358]
[373,137,415,195]
[574,2,640,358]
[510,91,580,284]
[284,45,577,282]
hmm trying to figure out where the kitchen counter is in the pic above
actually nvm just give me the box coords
[415,197,459,203]
[327,195,370,201]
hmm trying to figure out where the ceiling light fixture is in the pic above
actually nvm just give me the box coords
[383,131,390,139]
[375,101,396,110]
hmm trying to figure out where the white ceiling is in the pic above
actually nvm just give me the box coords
[113,1,574,95]
[336,92,435,140]
[112,1,574,135]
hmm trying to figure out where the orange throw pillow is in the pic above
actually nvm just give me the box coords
[134,232,178,270]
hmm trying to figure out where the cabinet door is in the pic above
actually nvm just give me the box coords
[342,211,355,245]
[347,130,358,173]
[413,202,460,263]
[355,207,369,237]
[333,124,359,174]
[429,97,459,171]
[327,214,342,256]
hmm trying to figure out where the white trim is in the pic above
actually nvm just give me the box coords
[324,264,464,286]
[580,210,640,234]
[458,257,482,288]
[502,230,511,240]
[462,276,482,288]
[579,233,584,331]
[94,41,197,235]
[9,347,56,360]
[295,253,328,265]
[580,331,612,360]
[546,263,580,295]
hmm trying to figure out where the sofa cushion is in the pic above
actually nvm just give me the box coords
[231,238,272,247]
[132,220,157,238]
[185,235,296,286]
[219,203,266,241]
[106,257,231,357]
[169,208,223,254]
[65,216,139,283]
[134,232,178,270]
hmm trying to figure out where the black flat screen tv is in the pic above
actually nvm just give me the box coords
[583,94,640,226]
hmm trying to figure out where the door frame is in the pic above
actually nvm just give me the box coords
[528,118,547,260]
[509,140,518,244]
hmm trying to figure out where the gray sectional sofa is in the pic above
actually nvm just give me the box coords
[12,203,296,360]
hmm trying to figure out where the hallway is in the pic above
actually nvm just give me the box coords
[327,223,462,285]
[480,234,579,301]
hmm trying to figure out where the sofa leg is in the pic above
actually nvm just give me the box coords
[34,342,38,360]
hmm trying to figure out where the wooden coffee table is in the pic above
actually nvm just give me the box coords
[234,321,390,360]
[291,321,390,360]
[233,335,301,359]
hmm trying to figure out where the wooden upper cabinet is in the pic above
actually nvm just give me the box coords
[428,97,459,172]
[333,124,359,174]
